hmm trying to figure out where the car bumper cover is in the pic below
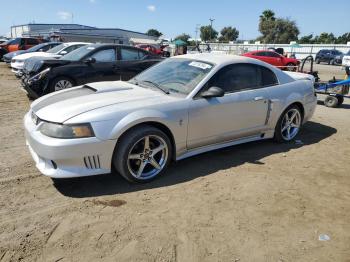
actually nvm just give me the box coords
[24,112,116,178]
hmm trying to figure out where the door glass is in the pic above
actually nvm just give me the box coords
[121,48,140,60]
[208,64,260,93]
[91,49,116,62]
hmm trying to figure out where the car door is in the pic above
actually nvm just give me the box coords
[187,63,270,149]
[267,51,284,67]
[118,47,156,81]
[83,47,119,83]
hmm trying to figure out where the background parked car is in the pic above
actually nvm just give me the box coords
[342,50,350,75]
[11,42,89,75]
[0,37,45,60]
[0,39,14,60]
[22,44,163,98]
[3,42,61,64]
[315,49,343,65]
[242,50,299,71]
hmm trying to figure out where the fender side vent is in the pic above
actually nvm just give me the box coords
[84,155,101,169]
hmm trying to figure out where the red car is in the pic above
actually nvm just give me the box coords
[136,44,162,55]
[0,37,45,59]
[242,50,299,71]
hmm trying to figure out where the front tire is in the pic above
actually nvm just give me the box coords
[49,76,75,93]
[113,125,172,183]
[274,105,302,143]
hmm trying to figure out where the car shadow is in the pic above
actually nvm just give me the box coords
[53,121,336,198]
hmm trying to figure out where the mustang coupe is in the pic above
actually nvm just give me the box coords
[24,54,317,183]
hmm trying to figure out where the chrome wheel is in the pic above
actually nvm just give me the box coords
[54,79,73,91]
[127,135,168,180]
[281,108,301,141]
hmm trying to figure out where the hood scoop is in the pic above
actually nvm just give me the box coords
[83,81,134,93]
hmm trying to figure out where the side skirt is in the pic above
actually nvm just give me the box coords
[176,130,275,161]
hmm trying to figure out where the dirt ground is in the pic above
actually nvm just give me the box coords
[0,62,349,262]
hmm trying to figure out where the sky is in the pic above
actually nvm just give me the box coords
[0,0,348,39]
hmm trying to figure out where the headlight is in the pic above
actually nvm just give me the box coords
[29,68,51,82]
[39,122,95,139]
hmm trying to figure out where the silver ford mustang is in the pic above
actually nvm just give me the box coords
[24,54,317,183]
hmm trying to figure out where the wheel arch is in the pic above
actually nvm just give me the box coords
[118,121,176,159]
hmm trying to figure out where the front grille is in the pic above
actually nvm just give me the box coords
[84,155,101,169]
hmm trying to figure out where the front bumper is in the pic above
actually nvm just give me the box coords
[21,74,48,98]
[24,112,117,178]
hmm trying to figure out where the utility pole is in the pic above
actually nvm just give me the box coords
[195,24,200,45]
[209,18,215,42]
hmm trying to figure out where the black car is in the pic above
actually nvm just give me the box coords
[22,44,163,98]
[2,42,61,64]
[315,49,343,65]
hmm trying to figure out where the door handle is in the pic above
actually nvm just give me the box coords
[254,96,264,101]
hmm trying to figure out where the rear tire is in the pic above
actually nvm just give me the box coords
[330,59,335,65]
[324,96,339,108]
[274,105,302,143]
[315,58,320,64]
[113,125,172,183]
[336,96,344,106]
[286,63,296,71]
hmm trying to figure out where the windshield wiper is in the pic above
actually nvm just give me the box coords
[140,80,169,94]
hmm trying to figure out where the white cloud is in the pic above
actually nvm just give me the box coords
[147,5,156,12]
[89,0,96,3]
[57,11,72,20]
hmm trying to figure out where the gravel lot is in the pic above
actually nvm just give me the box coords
[0,62,349,262]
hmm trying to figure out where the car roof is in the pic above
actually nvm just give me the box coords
[63,42,91,46]
[172,53,270,65]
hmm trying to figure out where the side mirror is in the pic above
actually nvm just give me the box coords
[200,86,225,98]
[84,57,96,64]
[59,50,67,55]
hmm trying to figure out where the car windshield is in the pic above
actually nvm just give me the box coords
[27,43,48,52]
[130,58,214,95]
[46,44,66,54]
[60,45,95,61]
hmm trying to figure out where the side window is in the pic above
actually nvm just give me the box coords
[91,49,116,62]
[267,52,280,58]
[27,38,39,45]
[255,52,266,57]
[121,48,140,60]
[208,64,260,93]
[260,66,278,86]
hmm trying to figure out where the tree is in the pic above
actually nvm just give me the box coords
[258,10,299,43]
[317,32,336,44]
[259,9,276,21]
[219,26,239,42]
[200,25,218,42]
[298,34,314,44]
[174,33,191,44]
[336,33,350,44]
[146,29,162,38]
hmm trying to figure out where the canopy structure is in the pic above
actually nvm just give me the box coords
[173,39,187,46]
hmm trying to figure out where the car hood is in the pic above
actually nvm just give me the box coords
[14,52,59,60]
[5,50,27,58]
[32,81,171,123]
